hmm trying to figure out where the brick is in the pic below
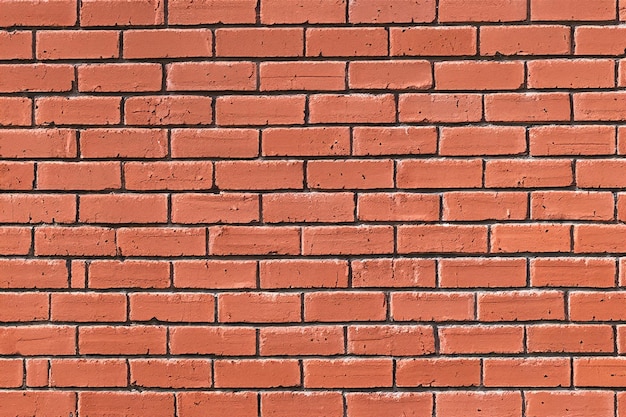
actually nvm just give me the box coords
[0,227,30,255]
[439,126,526,156]
[574,92,626,121]
[305,291,387,322]
[259,326,344,356]
[306,28,387,57]
[260,260,348,289]
[392,292,475,321]
[528,59,615,88]
[168,62,255,91]
[0,162,34,190]
[219,292,300,323]
[172,128,259,158]
[36,31,119,60]
[80,0,164,26]
[0,392,76,417]
[262,0,346,23]
[439,0,527,22]
[36,97,121,126]
[26,359,49,387]
[79,326,166,355]
[261,61,345,91]
[173,260,257,289]
[485,93,571,122]
[130,293,214,322]
[35,226,115,256]
[390,27,477,56]
[210,226,300,255]
[172,193,259,224]
[214,359,300,388]
[303,226,394,255]
[397,225,488,254]
[358,193,439,221]
[130,359,212,388]
[216,95,305,126]
[124,161,213,190]
[531,191,614,220]
[478,291,565,321]
[79,392,174,417]
[577,160,626,188]
[51,292,126,322]
[80,128,168,159]
[177,392,257,417]
[618,194,626,221]
[125,96,213,126]
[170,326,256,355]
[349,0,435,23]
[439,325,524,354]
[349,60,431,90]
[437,392,522,417]
[527,324,614,353]
[396,159,483,188]
[526,391,614,417]
[575,26,626,55]
[50,359,127,387]
[531,0,616,21]
[483,358,570,387]
[309,94,396,124]
[37,161,121,191]
[304,359,392,388]
[348,325,435,356]
[215,161,304,190]
[0,293,48,322]
[262,127,349,157]
[436,61,524,90]
[529,125,616,156]
[485,159,573,188]
[531,258,616,287]
[117,227,206,256]
[0,97,32,126]
[307,160,394,189]
[0,129,76,158]
[491,224,571,253]
[216,28,303,57]
[89,260,170,289]
[125,29,212,58]
[262,392,343,417]
[399,93,482,122]
[574,224,626,253]
[263,192,354,223]
[0,31,30,59]
[0,0,77,26]
[481,25,571,55]
[0,326,75,355]
[353,126,437,156]
[0,64,73,93]
[168,0,257,24]
[351,258,437,288]
[346,393,433,417]
[78,63,162,92]
[439,258,527,288]
[0,259,68,289]
[80,194,168,223]
[570,291,626,321]
[396,358,480,387]
[575,358,626,387]
[443,191,528,221]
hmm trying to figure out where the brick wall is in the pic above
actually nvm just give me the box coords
[1,0,625,416]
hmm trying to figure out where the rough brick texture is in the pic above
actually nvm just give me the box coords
[0,0,623,415]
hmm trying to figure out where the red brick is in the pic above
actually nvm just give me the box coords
[485,93,571,122]
[305,291,387,322]
[396,159,483,188]
[216,95,305,126]
[439,0,527,22]
[35,226,115,256]
[177,392,257,417]
[170,326,256,355]
[349,60,431,90]
[262,0,346,23]
[526,391,614,417]
[130,359,212,388]
[439,325,524,354]
[214,359,300,388]
[349,0,435,23]
[399,93,482,122]
[80,0,164,26]
[577,159,626,188]
[125,96,213,126]
[358,193,439,222]
[37,161,121,191]
[0,162,34,190]
[0,227,30,255]
[437,392,522,417]
[353,126,437,156]
[570,291,626,321]
[307,159,394,189]
[0,326,75,355]
[261,61,345,91]
[26,358,49,387]
[215,161,304,190]
[304,359,392,388]
[309,94,396,124]
[219,292,300,323]
[575,26,626,55]
[78,63,162,92]
[397,225,488,254]
[392,292,475,321]
[216,28,303,57]
[79,326,166,355]
[528,59,615,88]
[0,0,77,26]
[440,126,526,156]
[36,30,119,60]
[80,194,167,224]
[168,0,257,24]
[348,325,435,356]
[307,28,387,57]
[173,260,257,289]
[263,127,349,157]
[530,125,616,156]
[0,64,73,93]
[125,29,212,58]
[484,358,570,387]
[52,292,126,322]
[531,191,614,220]
[259,326,344,356]
[531,0,616,21]
[0,31,30,59]
[168,62,255,91]
[351,258,436,288]
[396,358,480,387]
[117,227,206,256]
[478,291,565,321]
[481,25,571,55]
[79,392,174,417]
[210,226,300,255]
[346,393,433,417]
[574,224,626,253]
[130,293,214,322]
[124,161,213,190]
[574,92,626,121]
[390,27,477,56]
[0,293,48,322]
[443,191,528,221]
[0,97,32,126]
[436,61,524,90]
[172,193,259,224]
[50,359,127,387]
[172,128,259,158]
[260,260,349,289]
[80,128,168,159]
[439,258,527,288]
[0,129,76,159]
[575,358,626,387]
[262,392,343,417]
[491,224,571,253]
[527,324,614,353]
[531,257,616,287]
[36,97,121,126]
[303,226,394,255]
[0,259,68,289]
[0,392,76,417]
[89,260,170,289]
[263,192,354,223]
[485,159,573,188]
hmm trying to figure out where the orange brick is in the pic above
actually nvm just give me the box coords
[307,160,394,189]
[439,258,527,288]
[0,97,32,126]
[527,324,614,353]
[526,391,614,417]
[351,258,436,288]
[306,28,387,57]
[262,127,350,156]
[170,326,256,355]
[172,193,259,224]
[397,159,483,188]
[485,159,573,188]
[36,97,121,126]
[397,225,488,254]
[214,359,300,388]
[531,0,616,21]
[260,259,349,289]
[302,226,394,255]
[168,62,256,91]
[209,226,300,255]
[80,128,168,159]
[439,325,524,354]
[172,128,259,158]
[216,28,303,57]
[168,0,257,24]
[349,60,432,89]
[0,0,76,26]
[397,358,480,387]
[117,227,206,256]
[36,31,119,60]
[77,63,162,92]
[261,61,345,91]
[485,93,571,122]
[130,293,215,322]
[125,96,213,126]
[392,292,475,321]
[390,27,477,56]
[130,359,212,389]
[262,0,346,23]
[491,224,571,253]
[0,64,73,93]
[263,192,354,223]
[574,92,626,121]
[528,59,615,88]
[443,191,528,221]
[439,0,527,22]
[483,358,570,387]
[346,393,433,417]
[304,359,392,388]
[173,260,257,289]
[309,94,396,124]
[399,93,482,122]
[305,291,387,322]
[349,0,435,23]
[219,292,301,323]
[529,125,616,156]
[435,61,524,90]
[348,325,435,356]
[531,257,616,287]
[478,291,565,321]
[481,25,571,55]
[80,0,164,26]
[437,392,522,417]
[260,326,344,356]
[358,193,439,221]
[262,392,343,417]
[353,126,437,156]
[216,95,305,126]
[531,191,614,221]
[125,29,212,58]
[124,161,213,190]
[439,126,526,156]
